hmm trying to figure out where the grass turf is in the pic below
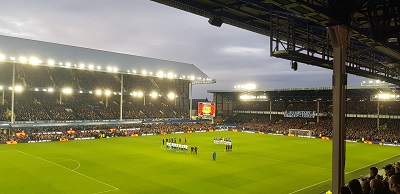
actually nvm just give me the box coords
[0,131,399,194]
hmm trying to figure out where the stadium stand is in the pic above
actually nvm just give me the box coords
[0,63,190,121]
[227,114,400,144]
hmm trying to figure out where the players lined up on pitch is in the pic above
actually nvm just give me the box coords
[162,136,199,154]
[162,136,186,145]
[166,142,188,151]
[214,137,233,152]
[213,137,231,144]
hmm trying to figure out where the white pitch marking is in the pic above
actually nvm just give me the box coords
[45,157,81,171]
[16,150,118,193]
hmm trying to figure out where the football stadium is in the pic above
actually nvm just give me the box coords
[0,34,400,194]
[2,0,400,194]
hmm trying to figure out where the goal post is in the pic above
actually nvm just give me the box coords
[288,129,312,138]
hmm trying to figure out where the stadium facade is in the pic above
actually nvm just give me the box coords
[208,83,400,123]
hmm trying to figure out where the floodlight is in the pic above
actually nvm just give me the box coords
[150,92,158,98]
[47,88,54,93]
[47,59,55,66]
[79,91,83,93]
[0,54,5,61]
[95,89,102,96]
[58,62,63,66]
[79,63,85,69]
[62,88,72,94]
[107,67,113,72]
[34,88,39,91]
[89,91,93,94]
[142,70,147,75]
[97,66,101,70]
[168,92,176,99]
[29,57,41,65]
[156,71,164,77]
[66,63,71,67]
[10,57,16,61]
[167,72,174,79]
[105,90,111,96]
[149,72,153,75]
[132,70,137,73]
[112,67,118,72]
[376,93,397,100]
[19,56,27,63]
[0,86,3,90]
[88,64,94,70]
[137,91,143,97]
[15,85,23,92]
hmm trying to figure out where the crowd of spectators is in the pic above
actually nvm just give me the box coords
[227,114,400,143]
[340,163,400,194]
[235,100,400,115]
[0,64,189,121]
[0,92,187,121]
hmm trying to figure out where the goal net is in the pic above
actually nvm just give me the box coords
[288,129,312,138]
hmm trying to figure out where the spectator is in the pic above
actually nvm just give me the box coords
[348,179,363,194]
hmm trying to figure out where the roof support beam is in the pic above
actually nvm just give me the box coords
[328,25,351,194]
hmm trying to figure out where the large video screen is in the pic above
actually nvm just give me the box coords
[198,102,215,117]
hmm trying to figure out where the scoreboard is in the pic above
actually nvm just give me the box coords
[198,102,215,117]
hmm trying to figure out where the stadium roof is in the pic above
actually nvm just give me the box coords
[152,0,400,85]
[208,85,397,101]
[0,35,214,83]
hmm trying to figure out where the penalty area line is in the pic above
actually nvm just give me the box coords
[15,150,118,193]
[288,154,400,194]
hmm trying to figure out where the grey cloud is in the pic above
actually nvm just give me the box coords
[0,0,368,99]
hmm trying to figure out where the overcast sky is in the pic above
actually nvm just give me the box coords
[0,0,367,99]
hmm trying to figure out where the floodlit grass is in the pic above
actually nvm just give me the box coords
[0,131,399,194]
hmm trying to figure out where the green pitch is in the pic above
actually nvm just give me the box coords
[0,132,399,194]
